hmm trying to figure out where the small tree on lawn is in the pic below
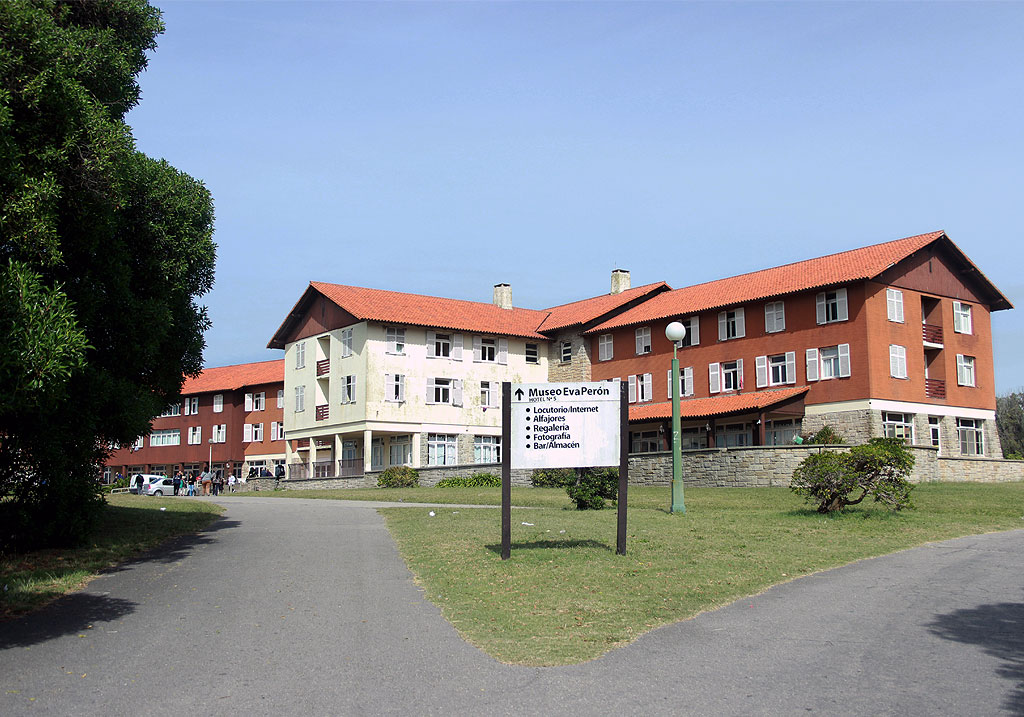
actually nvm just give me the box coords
[791,438,915,513]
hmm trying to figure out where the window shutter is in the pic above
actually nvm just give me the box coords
[426,331,435,358]
[737,358,744,390]
[683,367,693,396]
[709,363,721,394]
[243,424,252,443]
[889,345,900,377]
[634,330,643,355]
[736,308,746,338]
[628,375,637,403]
[453,334,463,360]
[838,344,851,377]
[785,351,796,384]
[426,378,436,404]
[956,355,965,385]
[498,338,508,365]
[398,375,405,402]
[244,393,253,412]
[837,288,848,322]
[816,293,826,325]
[256,423,263,442]
[718,312,728,341]
[385,374,393,400]
[183,400,190,416]
[643,373,652,401]
[755,356,768,388]
[277,389,284,408]
[352,375,358,404]
[690,317,699,345]
[453,380,463,407]
[764,305,775,333]
[473,336,482,361]
[805,349,819,381]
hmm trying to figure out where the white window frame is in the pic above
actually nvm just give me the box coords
[385,373,406,403]
[721,359,743,392]
[882,412,914,442]
[213,424,226,443]
[666,367,694,398]
[429,331,452,359]
[183,397,198,416]
[680,316,699,347]
[886,288,904,323]
[480,381,496,408]
[718,308,745,341]
[427,378,462,406]
[245,392,265,412]
[295,341,306,369]
[627,373,653,404]
[161,404,181,418]
[213,394,223,413]
[957,418,984,456]
[599,334,614,361]
[764,302,785,333]
[479,337,497,362]
[277,389,284,409]
[816,288,849,324]
[953,301,973,334]
[956,354,976,387]
[635,327,652,355]
[340,327,354,357]
[889,345,908,379]
[390,435,412,466]
[150,429,181,447]
[757,352,796,388]
[386,327,406,355]
[340,375,357,404]
[295,385,305,413]
[427,433,458,466]
[187,426,202,445]
[271,421,284,441]
[473,435,501,464]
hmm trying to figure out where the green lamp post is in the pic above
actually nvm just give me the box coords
[665,321,687,513]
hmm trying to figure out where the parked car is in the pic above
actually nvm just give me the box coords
[144,475,176,497]
[129,473,166,495]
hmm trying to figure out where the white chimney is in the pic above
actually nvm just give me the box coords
[611,269,631,295]
[493,283,512,310]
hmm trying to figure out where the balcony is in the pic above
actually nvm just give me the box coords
[288,462,309,479]
[925,378,946,399]
[922,323,944,346]
[338,458,364,478]
[294,438,310,449]
[315,404,329,421]
[316,358,330,377]
[312,460,335,478]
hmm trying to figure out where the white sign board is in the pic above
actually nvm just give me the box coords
[510,381,621,469]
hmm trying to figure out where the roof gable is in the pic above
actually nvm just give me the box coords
[537,281,670,333]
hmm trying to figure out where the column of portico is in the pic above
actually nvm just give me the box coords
[335,433,344,477]
[363,429,373,474]
[412,432,422,468]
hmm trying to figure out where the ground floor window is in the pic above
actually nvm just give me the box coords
[390,435,412,466]
[631,430,661,453]
[680,427,704,450]
[371,438,384,470]
[474,435,501,463]
[883,412,914,442]
[766,419,800,446]
[428,434,458,466]
[102,467,112,484]
[716,423,750,447]
[929,417,941,454]
[957,418,984,456]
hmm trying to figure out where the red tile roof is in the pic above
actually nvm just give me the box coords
[588,231,947,333]
[307,282,551,339]
[628,386,809,422]
[183,359,284,394]
[537,281,670,333]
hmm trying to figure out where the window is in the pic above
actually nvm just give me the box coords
[627,373,653,403]
[766,419,800,446]
[160,404,181,418]
[212,424,226,443]
[599,334,614,361]
[474,435,501,463]
[213,394,223,413]
[883,412,914,442]
[340,375,357,404]
[561,341,573,363]
[716,422,750,447]
[244,423,264,443]
[756,352,796,387]
[427,378,462,406]
[929,416,941,454]
[150,429,180,447]
[296,341,306,369]
[479,338,496,362]
[385,374,405,403]
[953,301,973,334]
[245,392,265,411]
[133,436,145,451]
[889,345,908,379]
[386,327,405,355]
[886,289,904,323]
[957,418,984,456]
[432,332,451,358]
[390,436,412,466]
[525,343,539,364]
[184,397,199,415]
[956,354,976,387]
[816,288,849,324]
[635,327,652,355]
[295,385,305,412]
[187,426,202,445]
[474,336,507,364]
[718,308,745,340]
[427,434,458,466]
[666,366,694,398]
[709,360,743,393]
[271,422,284,441]
[807,344,850,381]
[679,316,699,347]
[764,302,785,333]
[631,430,661,453]
[480,381,496,408]
[341,328,353,357]
[277,389,284,409]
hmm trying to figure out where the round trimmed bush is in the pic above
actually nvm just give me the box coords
[377,466,419,488]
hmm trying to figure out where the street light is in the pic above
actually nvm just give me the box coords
[665,321,687,514]
[208,437,215,469]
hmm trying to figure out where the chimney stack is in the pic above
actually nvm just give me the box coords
[611,269,631,295]
[493,283,512,310]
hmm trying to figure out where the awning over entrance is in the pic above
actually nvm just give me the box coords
[628,385,810,423]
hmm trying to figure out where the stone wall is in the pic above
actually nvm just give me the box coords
[800,410,873,444]
[937,456,1024,483]
[546,330,592,382]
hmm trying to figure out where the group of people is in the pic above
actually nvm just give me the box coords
[170,463,241,496]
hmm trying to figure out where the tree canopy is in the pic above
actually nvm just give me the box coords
[996,391,1024,458]
[0,0,216,549]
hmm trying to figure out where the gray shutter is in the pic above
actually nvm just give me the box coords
[453,333,463,360]
[838,344,851,377]
[385,373,393,401]
[690,317,699,345]
[643,373,652,401]
[736,308,745,338]
[764,305,775,334]
[816,293,826,325]
[628,375,637,403]
[243,423,252,443]
[718,312,727,341]
[473,336,482,361]
[806,349,819,381]
[709,363,721,394]
[426,378,436,404]
[453,380,463,407]
[244,393,253,412]
[426,331,435,358]
[785,351,796,385]
[737,358,744,390]
[498,338,508,365]
[837,289,848,322]
[683,366,693,396]
[755,355,768,388]
[352,375,358,404]
[398,375,405,402]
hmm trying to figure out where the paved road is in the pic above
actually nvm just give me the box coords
[1,496,1022,716]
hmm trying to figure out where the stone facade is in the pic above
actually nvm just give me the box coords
[546,329,592,382]
[800,410,873,444]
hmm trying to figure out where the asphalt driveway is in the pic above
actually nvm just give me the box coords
[1,496,1022,716]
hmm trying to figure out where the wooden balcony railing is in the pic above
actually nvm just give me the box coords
[316,358,330,377]
[925,378,946,399]
[294,438,310,449]
[315,404,329,421]
[922,323,944,345]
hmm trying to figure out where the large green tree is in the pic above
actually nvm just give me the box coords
[0,0,216,549]
[996,391,1024,458]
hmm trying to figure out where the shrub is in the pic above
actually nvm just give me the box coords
[108,476,129,492]
[805,425,846,445]
[566,468,620,510]
[377,466,419,488]
[436,472,500,488]
[531,468,576,488]
[790,437,915,513]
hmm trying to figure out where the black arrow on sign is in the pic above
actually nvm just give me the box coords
[514,388,525,400]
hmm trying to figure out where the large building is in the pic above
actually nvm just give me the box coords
[585,231,1012,458]
[104,360,286,481]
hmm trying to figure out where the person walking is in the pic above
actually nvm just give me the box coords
[201,464,213,496]
[172,470,182,496]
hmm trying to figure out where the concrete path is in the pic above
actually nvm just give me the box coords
[1,496,1022,716]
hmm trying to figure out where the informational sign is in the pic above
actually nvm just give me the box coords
[510,381,621,469]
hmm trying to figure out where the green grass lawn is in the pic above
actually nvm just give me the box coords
[366,482,1024,665]
[0,494,223,618]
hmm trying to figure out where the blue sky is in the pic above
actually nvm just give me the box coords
[126,1,1024,393]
